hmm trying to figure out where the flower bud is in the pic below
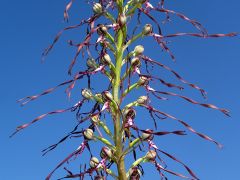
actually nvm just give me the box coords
[91,115,100,124]
[145,150,157,161]
[102,91,113,101]
[93,3,103,14]
[142,129,153,140]
[142,24,153,35]
[86,58,97,69]
[131,57,141,67]
[101,54,112,65]
[82,88,93,99]
[134,45,144,56]
[97,24,108,35]
[123,108,136,119]
[137,95,148,105]
[100,146,112,159]
[90,157,99,168]
[129,167,142,180]
[83,128,94,140]
[119,14,127,26]
[137,76,149,86]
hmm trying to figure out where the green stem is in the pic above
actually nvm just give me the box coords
[124,32,143,50]
[122,82,139,98]
[113,2,127,179]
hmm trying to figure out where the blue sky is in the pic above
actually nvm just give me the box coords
[1,0,240,179]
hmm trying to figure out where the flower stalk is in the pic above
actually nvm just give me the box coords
[14,1,236,180]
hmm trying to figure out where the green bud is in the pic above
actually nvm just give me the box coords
[81,88,93,99]
[142,24,153,35]
[83,128,94,140]
[145,150,157,161]
[137,95,148,105]
[134,45,144,56]
[90,157,99,168]
[93,3,103,14]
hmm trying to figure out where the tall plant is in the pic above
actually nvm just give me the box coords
[12,1,236,179]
